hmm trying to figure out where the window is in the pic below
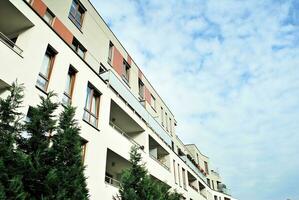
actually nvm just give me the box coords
[212,180,215,189]
[165,112,169,131]
[122,60,130,83]
[43,9,54,25]
[161,107,164,126]
[108,41,114,64]
[71,38,86,59]
[62,66,77,105]
[150,94,156,110]
[99,63,107,74]
[80,138,88,163]
[207,178,211,187]
[83,83,101,127]
[214,196,218,200]
[178,163,181,187]
[182,168,186,189]
[138,79,145,99]
[204,161,209,174]
[36,45,57,92]
[173,160,177,184]
[69,0,85,29]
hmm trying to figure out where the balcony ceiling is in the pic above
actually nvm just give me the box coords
[0,1,33,37]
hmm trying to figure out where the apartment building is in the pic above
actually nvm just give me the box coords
[0,0,238,200]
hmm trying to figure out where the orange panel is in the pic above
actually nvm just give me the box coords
[52,18,74,45]
[145,87,151,104]
[32,0,47,17]
[112,47,123,76]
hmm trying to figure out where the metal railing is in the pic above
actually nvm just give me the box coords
[100,70,172,147]
[105,176,120,188]
[149,154,170,171]
[0,32,23,55]
[109,121,142,148]
[180,155,207,183]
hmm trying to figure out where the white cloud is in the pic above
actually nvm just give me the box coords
[92,0,299,199]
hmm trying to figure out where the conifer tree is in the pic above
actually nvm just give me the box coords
[0,82,27,200]
[116,146,182,200]
[21,92,58,199]
[49,105,89,200]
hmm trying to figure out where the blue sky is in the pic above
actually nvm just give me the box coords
[91,0,299,199]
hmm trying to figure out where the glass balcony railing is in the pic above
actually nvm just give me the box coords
[100,70,172,147]
[0,32,23,55]
[180,155,207,183]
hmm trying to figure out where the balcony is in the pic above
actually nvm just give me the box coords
[0,0,33,56]
[100,70,172,147]
[149,135,170,171]
[180,155,207,183]
[105,149,131,188]
[218,183,231,196]
[109,100,145,148]
[188,171,199,192]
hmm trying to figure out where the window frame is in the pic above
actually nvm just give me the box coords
[83,83,101,128]
[62,66,77,105]
[71,38,86,59]
[150,94,156,111]
[69,0,86,29]
[138,79,145,100]
[43,9,55,25]
[36,45,57,92]
[122,59,130,84]
[108,41,114,64]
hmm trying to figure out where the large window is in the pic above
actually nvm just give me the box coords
[138,79,145,99]
[122,60,130,83]
[165,112,169,131]
[150,94,156,110]
[108,41,114,64]
[43,9,55,25]
[71,37,86,59]
[62,66,77,105]
[182,168,187,189]
[173,160,177,184]
[36,45,57,92]
[69,0,85,29]
[204,161,209,174]
[178,163,181,187]
[161,107,164,126]
[83,83,101,128]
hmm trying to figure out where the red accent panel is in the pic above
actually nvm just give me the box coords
[52,18,73,45]
[32,0,47,17]
[112,47,123,76]
[127,55,132,66]
[145,87,151,104]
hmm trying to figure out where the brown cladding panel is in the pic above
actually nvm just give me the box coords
[32,0,47,17]
[112,47,123,76]
[52,18,74,45]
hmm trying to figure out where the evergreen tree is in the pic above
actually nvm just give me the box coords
[21,92,58,200]
[49,105,89,200]
[0,82,27,200]
[116,146,182,200]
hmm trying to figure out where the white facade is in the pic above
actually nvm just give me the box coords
[0,0,238,200]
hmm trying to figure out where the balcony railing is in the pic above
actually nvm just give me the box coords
[105,176,120,188]
[100,70,172,147]
[149,154,170,171]
[0,32,23,55]
[109,121,142,149]
[180,155,206,183]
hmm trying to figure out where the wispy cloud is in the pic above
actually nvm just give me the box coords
[92,0,299,199]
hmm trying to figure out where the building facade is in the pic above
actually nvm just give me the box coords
[0,0,237,200]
